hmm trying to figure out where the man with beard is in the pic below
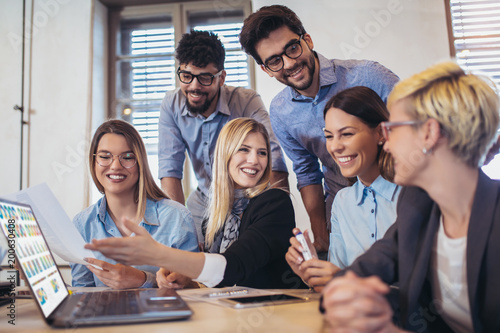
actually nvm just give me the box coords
[159,30,288,243]
[239,5,399,256]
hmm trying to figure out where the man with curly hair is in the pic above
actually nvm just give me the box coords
[158,30,288,243]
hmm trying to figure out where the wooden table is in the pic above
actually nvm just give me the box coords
[1,288,328,332]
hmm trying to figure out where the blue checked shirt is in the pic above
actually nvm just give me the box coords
[158,85,287,197]
[269,53,399,199]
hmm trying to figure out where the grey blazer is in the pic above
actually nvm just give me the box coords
[341,170,500,332]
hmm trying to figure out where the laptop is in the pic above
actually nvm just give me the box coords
[0,198,193,327]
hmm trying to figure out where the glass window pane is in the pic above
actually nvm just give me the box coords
[188,9,251,88]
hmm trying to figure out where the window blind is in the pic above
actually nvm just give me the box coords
[119,22,250,153]
[448,0,500,86]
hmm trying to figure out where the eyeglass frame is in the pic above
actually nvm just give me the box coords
[263,35,304,72]
[381,120,424,140]
[93,152,137,169]
[176,67,223,86]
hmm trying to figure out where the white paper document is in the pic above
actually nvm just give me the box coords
[2,183,96,265]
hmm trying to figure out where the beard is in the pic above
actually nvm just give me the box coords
[279,51,316,92]
[185,90,218,115]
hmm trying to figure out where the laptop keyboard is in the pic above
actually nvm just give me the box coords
[75,290,141,318]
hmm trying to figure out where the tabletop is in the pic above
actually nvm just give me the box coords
[1,287,329,333]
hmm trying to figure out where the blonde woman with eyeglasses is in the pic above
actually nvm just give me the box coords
[71,119,198,289]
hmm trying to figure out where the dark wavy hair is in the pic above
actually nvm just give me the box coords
[324,86,395,182]
[239,5,306,65]
[176,30,225,70]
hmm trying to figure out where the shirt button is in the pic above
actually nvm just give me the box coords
[371,233,374,238]
[204,142,208,145]
[371,209,374,213]
[206,162,209,165]
[313,101,317,105]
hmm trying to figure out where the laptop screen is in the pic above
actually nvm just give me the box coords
[0,199,69,318]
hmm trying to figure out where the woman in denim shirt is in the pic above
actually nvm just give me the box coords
[286,86,400,292]
[70,120,198,289]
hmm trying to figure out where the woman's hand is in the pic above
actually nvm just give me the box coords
[85,217,165,266]
[156,267,198,289]
[300,259,340,292]
[285,228,318,280]
[322,271,401,333]
[84,258,146,289]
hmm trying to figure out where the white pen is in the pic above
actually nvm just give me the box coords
[295,231,313,261]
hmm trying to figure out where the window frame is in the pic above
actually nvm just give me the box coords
[107,0,254,119]
[104,1,254,197]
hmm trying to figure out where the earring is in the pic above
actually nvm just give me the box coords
[422,147,428,155]
[378,141,384,145]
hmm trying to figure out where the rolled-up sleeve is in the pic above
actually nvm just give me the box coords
[158,93,187,180]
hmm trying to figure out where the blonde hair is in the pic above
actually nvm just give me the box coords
[388,62,500,167]
[205,118,272,247]
[89,120,167,222]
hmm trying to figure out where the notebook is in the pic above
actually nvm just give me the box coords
[0,198,193,327]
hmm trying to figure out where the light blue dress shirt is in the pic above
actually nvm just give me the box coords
[269,53,399,199]
[158,85,287,197]
[70,196,199,287]
[328,176,401,268]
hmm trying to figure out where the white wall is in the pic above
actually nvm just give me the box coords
[0,0,106,219]
[252,0,450,233]
[0,0,24,195]
[0,0,450,240]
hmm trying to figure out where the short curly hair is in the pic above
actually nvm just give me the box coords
[239,5,306,65]
[388,62,500,167]
[176,30,225,70]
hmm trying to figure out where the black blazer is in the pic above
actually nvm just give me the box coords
[344,170,500,332]
[218,189,306,289]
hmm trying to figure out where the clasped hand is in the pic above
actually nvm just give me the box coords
[322,271,404,333]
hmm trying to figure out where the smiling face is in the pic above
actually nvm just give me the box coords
[94,133,139,197]
[383,99,427,186]
[324,107,383,186]
[228,131,269,189]
[255,26,318,96]
[179,62,225,117]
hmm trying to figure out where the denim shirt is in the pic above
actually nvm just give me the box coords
[328,176,400,268]
[269,53,399,198]
[70,196,199,287]
[158,85,287,197]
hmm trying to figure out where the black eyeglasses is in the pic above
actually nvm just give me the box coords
[264,35,304,72]
[177,67,223,86]
[94,153,137,168]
